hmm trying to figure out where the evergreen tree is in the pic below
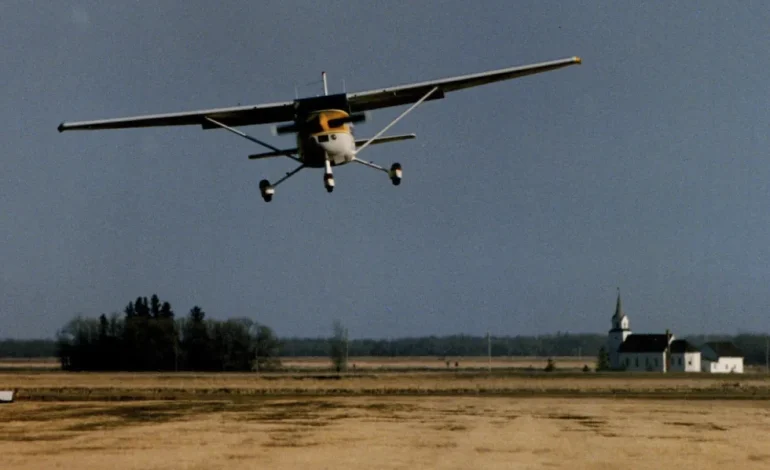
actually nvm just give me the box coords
[182,306,210,370]
[596,346,611,371]
[160,301,174,319]
[150,294,161,318]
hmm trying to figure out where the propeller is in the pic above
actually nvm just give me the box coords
[271,112,370,135]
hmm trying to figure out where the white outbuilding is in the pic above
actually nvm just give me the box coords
[669,339,701,372]
[701,342,744,373]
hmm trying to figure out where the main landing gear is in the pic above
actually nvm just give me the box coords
[258,164,305,203]
[258,159,337,202]
[259,161,394,202]
[259,179,274,202]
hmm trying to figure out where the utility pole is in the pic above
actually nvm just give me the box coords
[765,336,769,374]
[345,328,349,372]
[487,331,492,373]
[254,333,260,373]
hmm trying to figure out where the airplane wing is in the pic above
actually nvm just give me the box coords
[58,100,295,132]
[58,57,579,132]
[346,56,581,113]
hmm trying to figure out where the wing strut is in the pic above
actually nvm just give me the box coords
[272,164,305,188]
[354,86,439,158]
[204,117,301,163]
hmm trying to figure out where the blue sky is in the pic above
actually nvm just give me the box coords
[2,1,769,339]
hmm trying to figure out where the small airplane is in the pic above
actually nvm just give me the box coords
[58,56,581,202]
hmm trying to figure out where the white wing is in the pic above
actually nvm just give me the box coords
[347,56,581,112]
[58,57,580,132]
[58,101,295,132]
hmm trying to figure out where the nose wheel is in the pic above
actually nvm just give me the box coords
[323,158,335,193]
[389,163,402,186]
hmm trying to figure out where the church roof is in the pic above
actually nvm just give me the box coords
[669,339,699,353]
[703,342,743,358]
[618,334,670,353]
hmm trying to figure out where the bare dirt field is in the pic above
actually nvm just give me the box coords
[2,396,770,470]
[4,368,770,401]
[2,358,769,468]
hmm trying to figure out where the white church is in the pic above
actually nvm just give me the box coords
[606,292,744,373]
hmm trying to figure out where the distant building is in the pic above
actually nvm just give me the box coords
[617,333,672,372]
[605,290,723,373]
[669,339,701,372]
[701,342,744,373]
[607,293,632,370]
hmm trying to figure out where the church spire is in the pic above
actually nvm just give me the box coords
[610,288,629,331]
[613,288,624,320]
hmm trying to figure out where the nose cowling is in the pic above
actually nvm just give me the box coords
[312,132,354,165]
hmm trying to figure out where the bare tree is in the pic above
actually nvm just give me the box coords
[329,320,348,373]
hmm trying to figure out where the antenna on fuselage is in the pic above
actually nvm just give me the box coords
[322,71,328,96]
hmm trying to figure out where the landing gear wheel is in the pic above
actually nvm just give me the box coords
[389,163,402,186]
[324,173,335,193]
[259,179,274,202]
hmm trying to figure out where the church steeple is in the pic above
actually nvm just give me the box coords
[613,288,624,321]
[607,288,632,370]
[610,288,629,331]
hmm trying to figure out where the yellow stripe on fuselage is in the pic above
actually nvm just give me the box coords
[307,109,352,136]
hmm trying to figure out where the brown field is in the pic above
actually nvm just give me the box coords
[2,357,770,468]
[2,396,770,469]
[3,366,770,402]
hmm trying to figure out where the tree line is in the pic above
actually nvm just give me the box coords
[0,339,57,358]
[279,333,770,366]
[54,294,280,371]
[280,332,607,359]
[3,310,769,368]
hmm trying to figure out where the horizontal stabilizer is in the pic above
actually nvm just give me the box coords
[355,133,416,147]
[248,149,289,160]
[248,133,416,160]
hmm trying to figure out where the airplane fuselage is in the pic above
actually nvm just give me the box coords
[296,109,356,168]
